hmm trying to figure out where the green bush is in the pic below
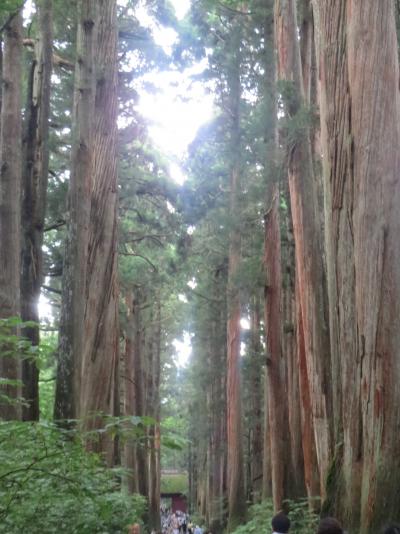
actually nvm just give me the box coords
[0,421,146,533]
[230,499,319,534]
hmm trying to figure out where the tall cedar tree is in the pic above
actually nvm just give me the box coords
[80,0,119,463]
[314,1,400,530]
[0,11,23,420]
[275,0,332,497]
[54,0,97,421]
[21,0,53,421]
[263,1,292,510]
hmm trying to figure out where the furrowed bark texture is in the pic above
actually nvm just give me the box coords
[275,0,332,497]
[0,12,23,420]
[21,0,53,421]
[264,183,289,511]
[54,0,97,421]
[281,196,306,499]
[80,0,119,463]
[296,279,320,503]
[314,1,400,530]
[263,3,291,510]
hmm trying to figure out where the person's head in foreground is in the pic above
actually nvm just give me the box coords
[271,512,291,533]
[382,525,400,534]
[317,517,343,534]
[128,524,140,534]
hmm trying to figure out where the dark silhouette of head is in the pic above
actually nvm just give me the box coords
[382,525,400,534]
[271,512,291,533]
[317,517,343,534]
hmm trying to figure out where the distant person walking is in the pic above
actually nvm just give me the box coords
[271,512,291,533]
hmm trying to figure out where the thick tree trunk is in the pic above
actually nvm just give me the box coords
[80,0,119,463]
[275,0,333,497]
[54,0,97,421]
[0,12,23,420]
[248,295,263,502]
[281,201,306,499]
[226,27,246,532]
[296,281,320,504]
[21,0,53,421]
[314,1,400,530]
[262,3,292,510]
[264,182,290,511]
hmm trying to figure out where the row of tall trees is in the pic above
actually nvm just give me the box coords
[183,1,400,533]
[1,0,400,533]
[0,1,185,531]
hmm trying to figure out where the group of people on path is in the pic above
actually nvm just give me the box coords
[160,509,209,534]
[271,511,400,534]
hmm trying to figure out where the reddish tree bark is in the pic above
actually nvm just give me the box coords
[0,12,23,420]
[226,25,246,531]
[314,1,400,530]
[264,183,290,511]
[275,0,333,496]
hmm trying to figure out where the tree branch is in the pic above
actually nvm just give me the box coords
[119,252,157,272]
[44,220,66,232]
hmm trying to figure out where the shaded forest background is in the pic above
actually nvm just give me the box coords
[1,0,400,533]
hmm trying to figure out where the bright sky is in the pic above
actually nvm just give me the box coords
[36,0,213,368]
[134,3,215,184]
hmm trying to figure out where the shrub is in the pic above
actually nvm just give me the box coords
[230,499,318,534]
[0,421,146,533]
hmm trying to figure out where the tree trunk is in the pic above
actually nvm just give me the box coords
[262,376,272,500]
[148,299,161,532]
[0,12,23,420]
[262,3,291,510]
[54,0,97,422]
[122,290,139,493]
[275,0,333,497]
[281,199,306,498]
[21,0,53,422]
[80,0,119,463]
[296,279,320,504]
[314,1,400,530]
[208,290,226,531]
[264,181,289,511]
[248,295,263,502]
[226,53,246,531]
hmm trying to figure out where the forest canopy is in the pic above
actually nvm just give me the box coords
[0,0,400,533]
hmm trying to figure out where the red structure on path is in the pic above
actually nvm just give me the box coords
[161,492,187,513]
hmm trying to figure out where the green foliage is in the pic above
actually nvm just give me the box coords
[160,472,188,494]
[0,0,23,12]
[229,500,319,534]
[229,501,274,534]
[0,421,146,533]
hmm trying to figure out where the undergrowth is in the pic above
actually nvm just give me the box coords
[230,499,319,534]
[0,421,146,533]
